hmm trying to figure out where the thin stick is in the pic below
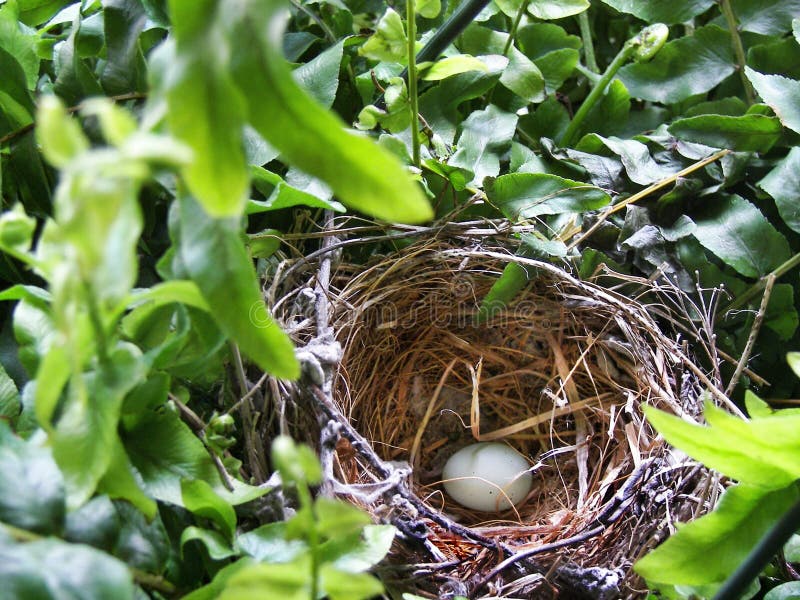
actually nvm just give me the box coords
[725,274,774,396]
[719,0,756,105]
[567,149,730,251]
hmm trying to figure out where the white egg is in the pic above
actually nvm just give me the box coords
[442,442,533,512]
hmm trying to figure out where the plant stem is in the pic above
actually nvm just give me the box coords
[721,251,800,316]
[297,481,320,600]
[559,42,635,147]
[719,0,756,105]
[406,0,421,168]
[502,0,530,56]
[578,10,599,73]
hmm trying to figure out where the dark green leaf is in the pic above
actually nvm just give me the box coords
[97,437,158,518]
[0,421,65,534]
[179,194,299,379]
[486,173,611,219]
[17,0,73,26]
[746,68,800,135]
[598,0,714,24]
[0,535,135,599]
[227,0,432,223]
[619,25,735,103]
[448,105,518,186]
[52,15,103,105]
[64,496,120,553]
[102,0,148,95]
[181,478,236,540]
[764,284,798,341]
[690,194,790,278]
[113,501,171,572]
[748,37,800,79]
[668,113,782,153]
[577,134,675,184]
[517,24,581,94]
[0,1,40,89]
[293,40,344,108]
[0,45,36,134]
[477,261,532,323]
[732,0,800,34]
[165,0,249,217]
[635,482,799,586]
[759,147,800,234]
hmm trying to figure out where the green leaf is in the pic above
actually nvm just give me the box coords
[248,166,345,214]
[477,261,532,323]
[635,483,799,586]
[576,134,676,184]
[416,0,440,19]
[227,0,432,224]
[597,0,714,24]
[181,526,238,560]
[52,14,103,105]
[732,0,800,35]
[0,1,40,89]
[527,0,588,19]
[97,437,158,519]
[315,497,372,540]
[788,352,800,380]
[17,0,73,25]
[320,564,384,600]
[0,422,65,534]
[0,534,135,599]
[102,0,148,95]
[293,40,344,109]
[236,522,308,563]
[619,25,735,103]
[0,204,36,259]
[218,558,311,600]
[486,173,611,219]
[644,402,800,487]
[448,105,518,186]
[420,55,488,81]
[129,280,211,313]
[745,68,800,135]
[668,114,782,153]
[35,95,89,168]
[52,344,147,510]
[0,362,20,420]
[183,560,253,600]
[517,23,581,94]
[271,435,322,486]
[764,284,799,341]
[181,479,237,541]
[358,8,406,63]
[165,0,249,217]
[579,79,631,138]
[765,582,800,600]
[322,524,396,573]
[179,194,299,379]
[690,194,790,278]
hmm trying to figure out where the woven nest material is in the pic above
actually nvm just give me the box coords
[277,235,718,600]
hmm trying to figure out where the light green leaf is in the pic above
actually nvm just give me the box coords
[486,173,611,219]
[0,422,64,534]
[96,438,157,519]
[236,522,308,563]
[527,0,589,20]
[293,40,344,109]
[448,105,518,186]
[635,483,798,586]
[320,564,384,600]
[416,0,441,19]
[80,98,138,147]
[746,68,800,135]
[644,402,800,487]
[181,526,239,560]
[668,113,782,153]
[165,0,249,217]
[358,8,406,63]
[733,0,800,35]
[35,95,89,168]
[597,0,714,24]
[52,344,147,510]
[0,362,19,421]
[218,558,311,600]
[315,497,372,540]
[181,479,237,541]
[248,166,345,214]
[129,280,211,312]
[420,55,488,81]
[0,535,135,599]
[17,0,73,26]
[795,18,800,43]
[0,204,36,259]
[765,582,800,600]
[179,194,299,379]
[228,0,432,224]
[619,25,735,103]
[788,352,800,380]
[322,525,396,573]
[690,194,790,278]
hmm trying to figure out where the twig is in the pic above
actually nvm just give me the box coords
[230,343,268,482]
[725,274,774,396]
[578,10,599,73]
[718,0,756,105]
[224,372,269,417]
[567,149,730,251]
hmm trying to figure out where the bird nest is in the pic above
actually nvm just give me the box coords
[276,235,717,599]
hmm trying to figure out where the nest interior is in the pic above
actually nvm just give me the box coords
[323,239,707,596]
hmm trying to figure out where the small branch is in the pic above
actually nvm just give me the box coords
[567,149,730,251]
[224,372,269,417]
[725,274,774,396]
[719,0,756,105]
[502,0,530,57]
[722,252,800,316]
[230,343,268,482]
[406,0,421,168]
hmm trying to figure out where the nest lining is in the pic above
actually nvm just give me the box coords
[316,239,710,597]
